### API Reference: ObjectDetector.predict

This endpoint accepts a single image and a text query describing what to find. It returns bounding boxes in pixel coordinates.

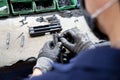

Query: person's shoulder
[74,46,120,66]
[80,46,120,55]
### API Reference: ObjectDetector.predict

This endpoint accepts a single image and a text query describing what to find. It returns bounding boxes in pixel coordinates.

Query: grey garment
[95,41,110,47]
[33,57,53,73]
[60,27,95,54]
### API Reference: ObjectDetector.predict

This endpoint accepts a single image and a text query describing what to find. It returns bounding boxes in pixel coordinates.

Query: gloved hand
[60,27,95,54]
[33,41,61,73]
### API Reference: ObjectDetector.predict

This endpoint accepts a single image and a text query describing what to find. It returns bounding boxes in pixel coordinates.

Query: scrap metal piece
[36,16,46,23]
[53,33,59,46]
[46,15,60,24]
[6,32,10,49]
[16,32,24,40]
[19,16,27,22]
[19,16,28,26]
[20,21,28,27]
[20,35,25,48]
[74,19,79,23]
[59,10,73,18]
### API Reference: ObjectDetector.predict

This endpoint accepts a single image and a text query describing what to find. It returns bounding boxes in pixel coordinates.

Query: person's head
[80,0,120,43]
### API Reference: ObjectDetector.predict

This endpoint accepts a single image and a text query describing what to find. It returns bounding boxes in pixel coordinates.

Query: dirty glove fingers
[43,41,55,49]
[38,41,61,61]
[60,37,74,50]
[54,42,62,49]
[42,41,51,49]
[48,41,62,49]
[67,27,80,38]
[52,42,61,56]
[74,41,95,53]
[61,29,76,39]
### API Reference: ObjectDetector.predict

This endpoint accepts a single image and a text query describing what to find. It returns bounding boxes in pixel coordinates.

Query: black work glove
[60,27,95,54]
[33,41,61,73]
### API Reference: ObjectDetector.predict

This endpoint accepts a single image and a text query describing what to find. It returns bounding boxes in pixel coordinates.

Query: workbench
[0,10,99,67]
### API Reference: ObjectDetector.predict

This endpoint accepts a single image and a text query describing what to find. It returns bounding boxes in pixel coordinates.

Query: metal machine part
[19,16,28,26]
[29,23,62,37]
[59,10,73,18]
[53,33,59,46]
[46,15,60,24]
[36,16,46,23]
